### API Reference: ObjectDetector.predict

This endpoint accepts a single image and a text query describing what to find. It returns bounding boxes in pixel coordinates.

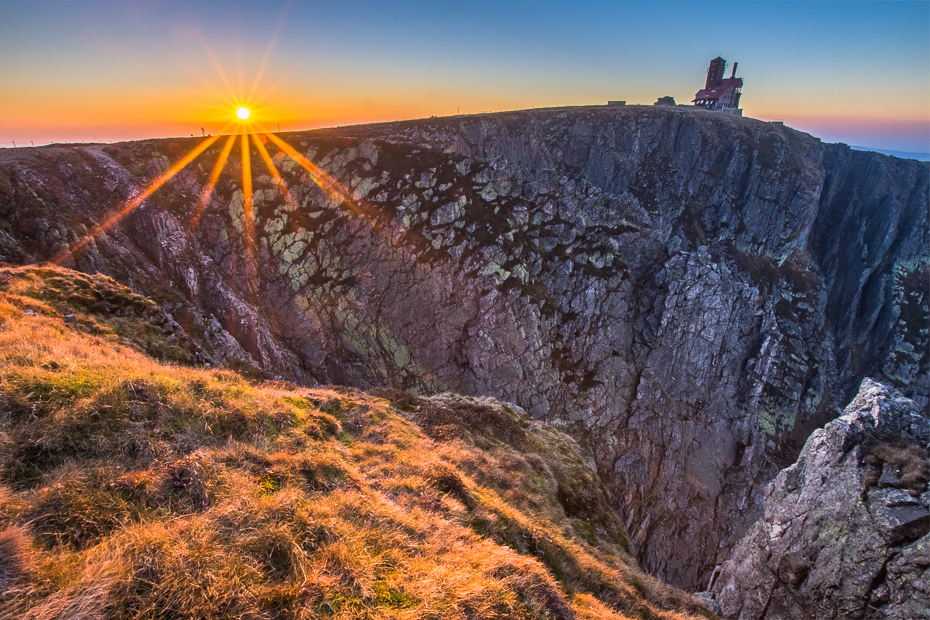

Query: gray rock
[431,200,464,226]
[711,379,930,619]
[879,462,903,487]
[693,591,722,616]
[870,488,930,545]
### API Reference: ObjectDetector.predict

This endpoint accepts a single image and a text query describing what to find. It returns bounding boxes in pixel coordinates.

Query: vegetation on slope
[0,264,712,620]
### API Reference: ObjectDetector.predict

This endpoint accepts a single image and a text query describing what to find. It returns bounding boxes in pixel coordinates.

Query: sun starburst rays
[197,35,239,107]
[246,13,287,105]
[239,132,258,269]
[53,134,221,265]
[262,133,360,217]
[252,134,298,212]
[54,101,423,290]
[260,132,457,281]
[54,24,460,326]
[193,134,237,226]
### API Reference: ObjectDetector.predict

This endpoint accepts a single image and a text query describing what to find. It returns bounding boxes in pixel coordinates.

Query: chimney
[731,62,738,78]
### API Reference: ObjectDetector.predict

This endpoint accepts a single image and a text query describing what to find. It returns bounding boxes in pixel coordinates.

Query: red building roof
[693,77,743,102]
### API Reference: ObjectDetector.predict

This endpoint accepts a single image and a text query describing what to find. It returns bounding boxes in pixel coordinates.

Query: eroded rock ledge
[710,378,930,619]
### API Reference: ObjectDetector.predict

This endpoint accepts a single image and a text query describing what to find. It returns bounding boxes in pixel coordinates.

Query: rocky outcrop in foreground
[710,379,930,619]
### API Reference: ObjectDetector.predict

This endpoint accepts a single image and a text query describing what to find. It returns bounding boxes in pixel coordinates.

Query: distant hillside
[850,145,930,162]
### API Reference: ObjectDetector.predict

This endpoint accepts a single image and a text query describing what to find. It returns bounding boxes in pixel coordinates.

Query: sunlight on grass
[0,264,711,620]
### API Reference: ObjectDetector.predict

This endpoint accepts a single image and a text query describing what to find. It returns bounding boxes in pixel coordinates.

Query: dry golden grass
[863,439,930,491]
[0,265,714,620]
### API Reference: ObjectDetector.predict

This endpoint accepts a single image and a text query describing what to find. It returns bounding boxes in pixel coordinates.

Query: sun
[236,106,251,120]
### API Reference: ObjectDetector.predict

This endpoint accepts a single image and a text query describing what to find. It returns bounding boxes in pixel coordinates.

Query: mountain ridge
[0,104,926,590]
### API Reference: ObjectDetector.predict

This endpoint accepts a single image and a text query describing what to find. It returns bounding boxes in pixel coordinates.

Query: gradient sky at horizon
[1,0,928,153]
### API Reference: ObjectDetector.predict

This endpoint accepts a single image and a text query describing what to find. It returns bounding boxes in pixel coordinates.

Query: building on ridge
[693,56,743,115]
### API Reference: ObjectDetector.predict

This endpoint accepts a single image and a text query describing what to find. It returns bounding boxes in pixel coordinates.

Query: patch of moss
[281,396,311,410]
[371,582,417,609]
[258,473,282,496]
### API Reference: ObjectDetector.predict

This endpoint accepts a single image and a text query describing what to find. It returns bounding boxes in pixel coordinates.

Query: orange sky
[1,1,928,154]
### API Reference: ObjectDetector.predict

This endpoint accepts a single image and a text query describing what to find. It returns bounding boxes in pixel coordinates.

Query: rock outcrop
[0,105,927,590]
[711,378,930,619]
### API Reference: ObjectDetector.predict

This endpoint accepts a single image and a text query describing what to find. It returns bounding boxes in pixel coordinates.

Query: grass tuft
[863,439,930,492]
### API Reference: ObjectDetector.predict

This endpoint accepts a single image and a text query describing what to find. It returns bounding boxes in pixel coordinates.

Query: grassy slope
[0,264,711,620]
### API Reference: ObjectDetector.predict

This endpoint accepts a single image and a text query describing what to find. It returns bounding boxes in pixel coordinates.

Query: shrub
[863,440,930,492]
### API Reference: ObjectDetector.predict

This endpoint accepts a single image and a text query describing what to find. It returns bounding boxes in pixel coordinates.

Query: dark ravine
[0,104,927,591]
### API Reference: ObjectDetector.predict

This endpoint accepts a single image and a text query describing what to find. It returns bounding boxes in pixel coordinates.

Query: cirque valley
[1,103,928,618]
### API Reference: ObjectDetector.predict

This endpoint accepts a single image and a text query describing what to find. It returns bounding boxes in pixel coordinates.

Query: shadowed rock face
[711,379,930,619]
[0,105,927,590]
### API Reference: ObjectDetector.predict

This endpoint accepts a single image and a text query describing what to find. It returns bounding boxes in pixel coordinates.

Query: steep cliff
[710,379,930,619]
[0,105,927,589]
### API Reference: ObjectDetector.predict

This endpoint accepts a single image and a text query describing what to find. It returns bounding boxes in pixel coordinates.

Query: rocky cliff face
[0,105,927,590]
[710,379,930,619]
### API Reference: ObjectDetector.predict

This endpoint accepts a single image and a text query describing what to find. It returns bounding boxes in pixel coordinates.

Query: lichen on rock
[710,378,930,619]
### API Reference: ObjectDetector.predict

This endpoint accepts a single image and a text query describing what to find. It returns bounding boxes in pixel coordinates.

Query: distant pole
[11,141,15,147]
[201,127,205,137]
[31,141,34,147]
[278,124,281,133]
